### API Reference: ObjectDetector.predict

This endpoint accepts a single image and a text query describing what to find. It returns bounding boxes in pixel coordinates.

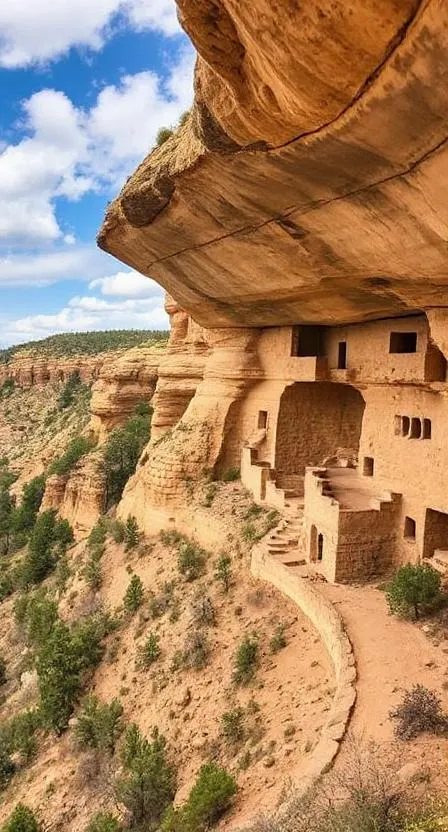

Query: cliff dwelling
[97,0,448,588]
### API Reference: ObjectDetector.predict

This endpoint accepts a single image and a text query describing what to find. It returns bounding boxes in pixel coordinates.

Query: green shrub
[83,555,102,591]
[0,710,41,763]
[0,573,13,601]
[86,813,122,832]
[386,563,441,619]
[221,707,245,745]
[124,516,140,551]
[0,655,6,686]
[269,624,287,653]
[22,594,59,646]
[0,378,15,398]
[103,412,150,507]
[139,634,161,668]
[159,529,184,547]
[390,684,447,740]
[48,436,94,476]
[203,483,218,508]
[58,371,81,410]
[0,750,15,791]
[241,522,258,543]
[36,621,82,734]
[214,555,232,593]
[11,476,45,536]
[233,635,259,685]
[221,468,240,483]
[124,575,144,613]
[70,614,106,672]
[108,519,126,543]
[115,724,176,828]
[177,540,206,582]
[162,763,236,832]
[0,803,40,831]
[88,520,107,547]
[156,127,174,147]
[76,696,123,754]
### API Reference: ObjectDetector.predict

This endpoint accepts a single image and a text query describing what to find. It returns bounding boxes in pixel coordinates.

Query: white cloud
[0,0,181,68]
[1,290,169,346]
[0,46,194,246]
[90,270,162,298]
[0,245,113,287]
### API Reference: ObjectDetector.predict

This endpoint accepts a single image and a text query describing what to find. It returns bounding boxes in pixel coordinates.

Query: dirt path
[321,581,448,778]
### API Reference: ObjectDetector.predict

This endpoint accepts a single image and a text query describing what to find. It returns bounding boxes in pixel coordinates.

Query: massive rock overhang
[98,0,448,329]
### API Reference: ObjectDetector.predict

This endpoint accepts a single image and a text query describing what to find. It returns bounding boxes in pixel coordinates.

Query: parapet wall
[251,544,356,796]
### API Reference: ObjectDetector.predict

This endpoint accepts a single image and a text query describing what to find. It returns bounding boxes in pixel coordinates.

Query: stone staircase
[266,497,306,568]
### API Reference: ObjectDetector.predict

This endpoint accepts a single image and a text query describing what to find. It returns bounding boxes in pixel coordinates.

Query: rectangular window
[423,418,432,439]
[291,325,326,357]
[363,457,374,477]
[410,417,422,439]
[394,415,402,436]
[404,516,416,540]
[337,341,347,370]
[257,410,268,430]
[389,332,417,353]
[401,416,410,436]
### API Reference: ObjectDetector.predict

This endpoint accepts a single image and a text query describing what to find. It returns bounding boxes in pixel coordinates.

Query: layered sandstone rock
[0,354,106,388]
[90,345,162,441]
[118,322,262,533]
[99,0,448,327]
[57,454,106,539]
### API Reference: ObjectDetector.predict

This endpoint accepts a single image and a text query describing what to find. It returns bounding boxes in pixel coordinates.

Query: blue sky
[0,0,195,346]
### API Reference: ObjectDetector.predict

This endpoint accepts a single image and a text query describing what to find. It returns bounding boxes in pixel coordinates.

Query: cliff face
[99,0,448,328]
[0,354,105,387]
[90,345,162,441]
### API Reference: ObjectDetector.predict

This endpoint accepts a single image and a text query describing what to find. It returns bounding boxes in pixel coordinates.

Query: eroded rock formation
[0,354,106,387]
[99,0,448,327]
[90,345,161,441]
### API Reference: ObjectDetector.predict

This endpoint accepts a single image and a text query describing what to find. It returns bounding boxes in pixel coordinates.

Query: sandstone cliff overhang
[98,0,448,328]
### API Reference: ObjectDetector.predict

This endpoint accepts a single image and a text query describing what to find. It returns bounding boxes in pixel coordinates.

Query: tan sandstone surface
[98,0,448,328]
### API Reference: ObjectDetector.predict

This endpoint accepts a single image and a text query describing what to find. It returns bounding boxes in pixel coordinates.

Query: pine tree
[36,622,81,734]
[124,515,140,551]
[214,555,232,593]
[123,575,144,613]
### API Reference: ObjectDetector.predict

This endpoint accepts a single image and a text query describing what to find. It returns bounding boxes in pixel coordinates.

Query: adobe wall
[275,382,365,474]
[251,544,356,792]
[323,314,444,383]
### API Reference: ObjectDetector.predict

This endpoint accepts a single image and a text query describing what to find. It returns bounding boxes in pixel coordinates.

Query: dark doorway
[337,341,347,370]
[291,325,326,357]
[317,534,324,561]
[363,456,374,477]
[423,509,448,558]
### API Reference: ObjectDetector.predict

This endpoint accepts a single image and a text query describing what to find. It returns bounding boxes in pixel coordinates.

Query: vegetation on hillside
[102,403,152,507]
[0,329,168,363]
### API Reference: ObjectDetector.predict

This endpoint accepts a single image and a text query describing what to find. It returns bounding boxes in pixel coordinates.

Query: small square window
[404,516,416,540]
[389,331,417,353]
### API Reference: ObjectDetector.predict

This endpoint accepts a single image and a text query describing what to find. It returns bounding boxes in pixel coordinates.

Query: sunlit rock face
[90,346,161,441]
[98,0,448,328]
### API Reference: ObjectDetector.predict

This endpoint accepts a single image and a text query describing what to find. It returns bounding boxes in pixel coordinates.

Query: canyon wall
[0,354,107,387]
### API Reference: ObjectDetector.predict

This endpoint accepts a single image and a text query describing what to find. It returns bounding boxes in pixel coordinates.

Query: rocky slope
[99,0,448,327]
[0,337,165,537]
[0,482,334,831]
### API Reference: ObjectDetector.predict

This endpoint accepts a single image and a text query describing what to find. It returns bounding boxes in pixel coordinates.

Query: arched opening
[275,382,365,475]
[317,533,324,561]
